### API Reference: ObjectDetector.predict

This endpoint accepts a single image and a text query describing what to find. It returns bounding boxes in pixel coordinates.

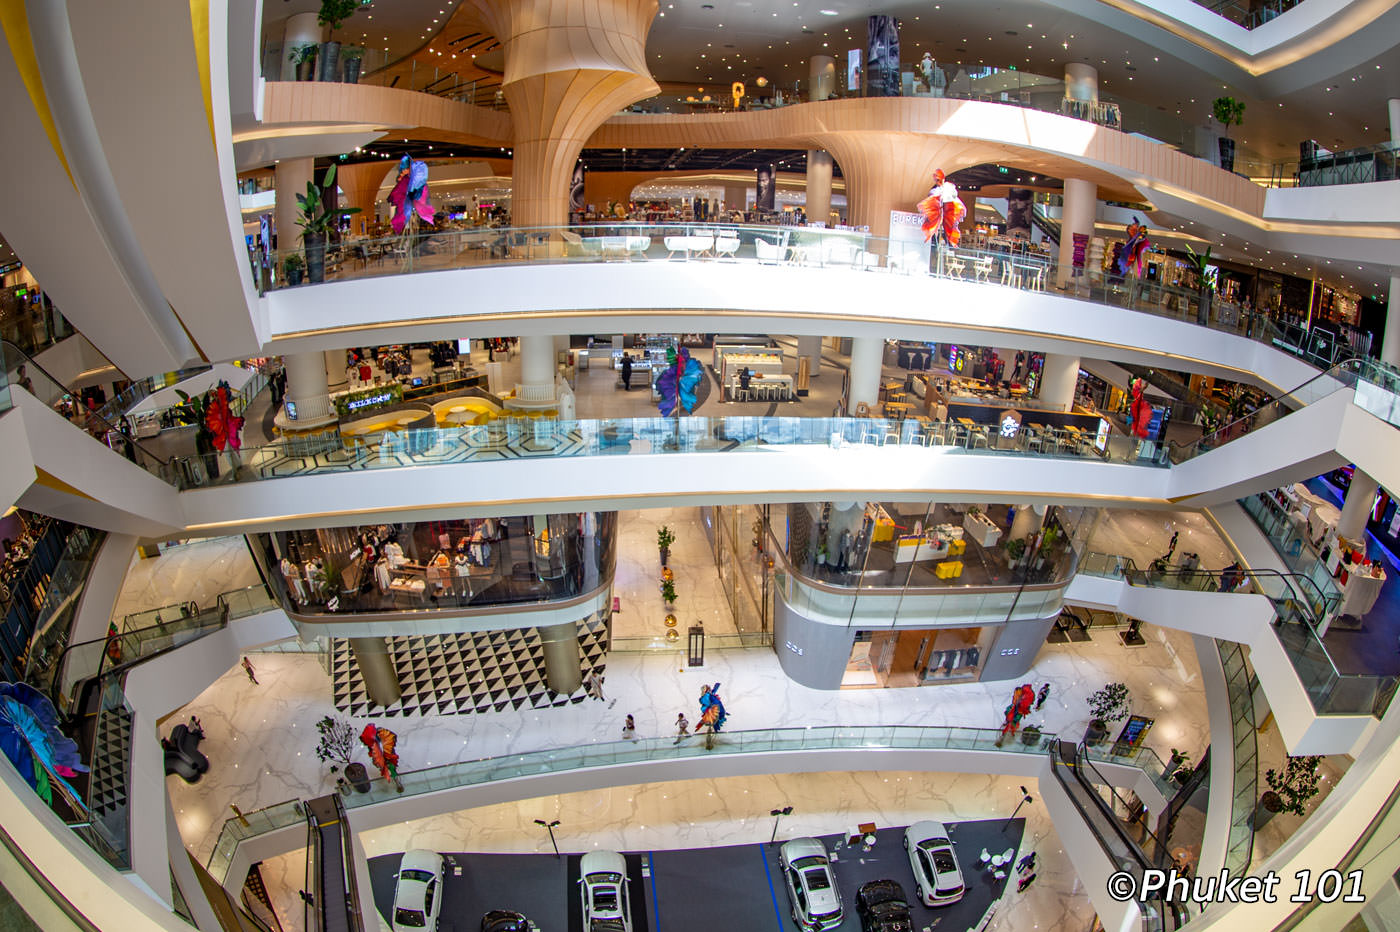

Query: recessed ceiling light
[820,9,838,14]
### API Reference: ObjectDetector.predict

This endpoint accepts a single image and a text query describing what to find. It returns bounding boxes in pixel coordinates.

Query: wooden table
[885,401,914,419]
[956,417,976,427]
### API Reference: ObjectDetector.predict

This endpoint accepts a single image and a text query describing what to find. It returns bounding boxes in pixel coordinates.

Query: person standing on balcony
[621,353,633,391]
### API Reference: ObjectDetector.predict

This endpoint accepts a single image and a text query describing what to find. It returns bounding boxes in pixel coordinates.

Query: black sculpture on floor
[162,721,208,783]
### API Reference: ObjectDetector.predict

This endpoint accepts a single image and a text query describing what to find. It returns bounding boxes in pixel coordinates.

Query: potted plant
[289,43,318,82]
[314,714,356,771]
[1085,682,1130,745]
[660,576,677,606]
[341,44,366,83]
[296,163,360,283]
[1256,755,1322,828]
[1168,750,1193,785]
[282,253,305,286]
[1212,96,1246,173]
[316,0,361,81]
[1005,537,1027,566]
[1185,243,1216,327]
[1020,723,1043,747]
[657,525,675,568]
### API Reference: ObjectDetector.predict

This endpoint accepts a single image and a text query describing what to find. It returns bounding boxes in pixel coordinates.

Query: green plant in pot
[1005,537,1027,566]
[316,0,361,81]
[1020,723,1043,747]
[1212,96,1246,173]
[289,43,318,81]
[296,163,360,283]
[1256,755,1322,827]
[1185,243,1216,327]
[314,714,356,770]
[341,44,366,83]
[282,253,305,286]
[1085,682,1130,745]
[660,577,677,606]
[1168,749,1193,785]
[657,525,676,568]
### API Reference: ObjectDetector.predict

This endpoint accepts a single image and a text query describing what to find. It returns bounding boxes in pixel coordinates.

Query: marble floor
[611,507,740,639]
[1252,718,1351,865]
[110,536,264,629]
[1085,507,1233,571]
[256,770,1092,932]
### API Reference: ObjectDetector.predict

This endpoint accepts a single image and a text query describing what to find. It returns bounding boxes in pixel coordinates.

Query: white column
[1338,469,1381,541]
[325,349,348,393]
[797,335,823,375]
[1039,354,1080,412]
[848,337,884,412]
[276,350,336,428]
[518,334,557,403]
[1064,63,1098,102]
[274,157,313,255]
[806,150,833,225]
[1057,178,1097,289]
[1383,276,1400,368]
[809,55,836,101]
[280,12,322,81]
[1389,98,1400,143]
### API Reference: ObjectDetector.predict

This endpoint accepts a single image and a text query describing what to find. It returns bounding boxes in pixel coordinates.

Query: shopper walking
[621,353,633,391]
[1165,530,1179,561]
[241,656,259,685]
[585,670,608,704]
[673,713,689,743]
[1017,872,1037,893]
[622,714,638,742]
[1035,683,1050,710]
[1017,851,1037,874]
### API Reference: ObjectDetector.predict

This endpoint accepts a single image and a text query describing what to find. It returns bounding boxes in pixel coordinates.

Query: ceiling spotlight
[820,8,838,14]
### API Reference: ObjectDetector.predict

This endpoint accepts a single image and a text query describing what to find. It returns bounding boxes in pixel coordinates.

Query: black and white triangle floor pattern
[331,621,610,717]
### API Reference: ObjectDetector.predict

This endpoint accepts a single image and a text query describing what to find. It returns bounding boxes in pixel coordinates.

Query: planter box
[963,512,1001,548]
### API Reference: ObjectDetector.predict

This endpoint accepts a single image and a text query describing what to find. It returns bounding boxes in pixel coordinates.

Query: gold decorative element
[665,628,679,642]
[188,0,215,147]
[664,614,677,627]
[0,0,73,185]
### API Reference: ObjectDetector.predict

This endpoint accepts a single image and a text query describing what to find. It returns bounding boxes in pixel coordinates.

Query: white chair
[1026,263,1047,291]
[560,229,598,257]
[714,234,740,258]
[973,256,994,282]
[978,848,992,868]
[944,252,967,279]
[664,235,692,259]
[755,237,786,264]
[625,236,651,259]
[689,234,715,257]
[822,241,859,267]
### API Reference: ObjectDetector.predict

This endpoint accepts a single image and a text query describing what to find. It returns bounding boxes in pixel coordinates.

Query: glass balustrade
[205,723,1169,883]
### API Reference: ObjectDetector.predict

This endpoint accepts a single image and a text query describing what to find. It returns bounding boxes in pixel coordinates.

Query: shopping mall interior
[1,1,1399,931]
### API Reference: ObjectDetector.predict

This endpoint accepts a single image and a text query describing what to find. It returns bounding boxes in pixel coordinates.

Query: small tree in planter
[1085,682,1131,745]
[1005,537,1027,567]
[1185,244,1216,327]
[1020,723,1043,748]
[341,44,366,83]
[1212,96,1246,173]
[316,0,361,81]
[282,254,305,287]
[1256,755,1322,827]
[314,715,356,771]
[1168,749,1194,785]
[296,163,360,283]
[288,44,318,81]
[657,525,676,568]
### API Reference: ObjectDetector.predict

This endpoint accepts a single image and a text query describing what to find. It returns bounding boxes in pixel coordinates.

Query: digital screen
[457,338,471,354]
[1095,418,1111,452]
[285,401,298,420]
[412,377,424,387]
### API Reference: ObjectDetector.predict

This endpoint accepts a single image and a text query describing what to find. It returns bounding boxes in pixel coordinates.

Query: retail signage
[785,640,804,656]
[0,261,20,277]
[569,163,585,222]
[999,648,1021,656]
[1005,188,1032,238]
[846,49,862,92]
[285,401,298,420]
[866,15,901,97]
[346,391,395,413]
[1095,418,1111,453]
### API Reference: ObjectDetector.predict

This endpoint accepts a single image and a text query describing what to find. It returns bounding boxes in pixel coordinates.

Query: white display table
[1338,562,1386,618]
[893,535,949,563]
[963,511,1002,548]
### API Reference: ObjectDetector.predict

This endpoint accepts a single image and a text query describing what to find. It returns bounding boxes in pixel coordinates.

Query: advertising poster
[569,163,586,222]
[1005,187,1032,238]
[888,208,929,273]
[866,15,901,97]
[1095,418,1111,453]
[847,49,862,92]
[756,164,777,212]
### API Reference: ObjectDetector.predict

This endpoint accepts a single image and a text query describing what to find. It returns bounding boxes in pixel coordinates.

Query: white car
[579,850,632,932]
[778,837,844,931]
[392,849,444,931]
[903,821,965,907]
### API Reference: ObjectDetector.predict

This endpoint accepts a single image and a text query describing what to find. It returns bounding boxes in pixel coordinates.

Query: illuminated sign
[345,391,394,412]
[1095,418,1111,453]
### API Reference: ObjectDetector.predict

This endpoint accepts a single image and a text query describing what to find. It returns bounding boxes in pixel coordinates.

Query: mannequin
[281,557,306,603]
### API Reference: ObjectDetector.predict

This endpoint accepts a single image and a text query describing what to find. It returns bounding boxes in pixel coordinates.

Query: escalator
[1031,202,1061,246]
[1048,740,1188,931]
[304,794,363,932]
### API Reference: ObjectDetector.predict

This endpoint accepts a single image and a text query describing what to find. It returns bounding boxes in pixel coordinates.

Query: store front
[700,503,770,635]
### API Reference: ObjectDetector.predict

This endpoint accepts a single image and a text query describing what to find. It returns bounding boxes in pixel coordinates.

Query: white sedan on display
[392,849,444,931]
[778,837,844,931]
[903,821,966,907]
[579,850,633,932]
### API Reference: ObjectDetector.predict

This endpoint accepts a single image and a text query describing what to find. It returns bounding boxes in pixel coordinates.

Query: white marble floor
[111,536,264,628]
[257,770,1093,932]
[1086,508,1232,571]
[611,507,740,639]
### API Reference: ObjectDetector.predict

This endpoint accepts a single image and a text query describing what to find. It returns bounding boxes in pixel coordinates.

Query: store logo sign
[346,391,395,412]
[785,640,804,656]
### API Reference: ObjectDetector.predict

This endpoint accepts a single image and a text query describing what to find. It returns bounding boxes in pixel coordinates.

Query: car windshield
[804,868,832,891]
[589,919,627,932]
[587,872,624,884]
[401,868,435,883]
[395,907,426,927]
[593,890,620,912]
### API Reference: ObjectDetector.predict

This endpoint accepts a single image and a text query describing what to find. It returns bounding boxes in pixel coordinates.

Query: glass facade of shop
[246,510,616,616]
[699,504,770,635]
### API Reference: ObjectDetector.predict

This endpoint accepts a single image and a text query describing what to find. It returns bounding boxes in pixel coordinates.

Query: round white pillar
[281,13,322,81]
[848,337,885,412]
[809,55,836,101]
[1039,354,1081,412]
[1057,178,1097,289]
[806,150,833,224]
[274,157,313,255]
[1064,63,1099,103]
[797,335,823,376]
[276,350,337,428]
[518,334,558,403]
[1382,276,1400,368]
[325,349,348,393]
[1338,469,1381,541]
